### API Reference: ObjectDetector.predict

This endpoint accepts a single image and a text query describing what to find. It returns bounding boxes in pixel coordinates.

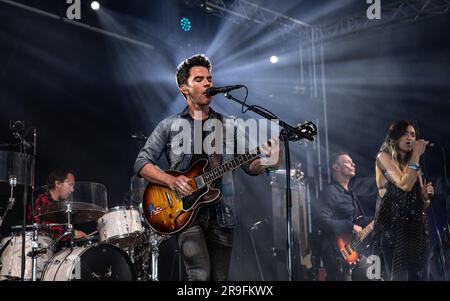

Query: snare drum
[0,232,53,280]
[41,244,136,281]
[97,206,143,249]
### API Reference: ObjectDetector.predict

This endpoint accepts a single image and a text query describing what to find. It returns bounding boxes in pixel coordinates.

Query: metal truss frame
[187,0,450,42]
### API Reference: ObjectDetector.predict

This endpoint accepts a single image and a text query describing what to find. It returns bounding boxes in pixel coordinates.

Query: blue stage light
[180,17,192,32]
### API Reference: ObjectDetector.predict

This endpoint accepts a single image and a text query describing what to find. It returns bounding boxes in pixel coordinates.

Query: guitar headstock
[296,121,317,141]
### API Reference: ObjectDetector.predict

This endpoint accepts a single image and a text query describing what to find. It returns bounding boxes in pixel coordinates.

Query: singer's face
[398,125,416,153]
[183,66,213,106]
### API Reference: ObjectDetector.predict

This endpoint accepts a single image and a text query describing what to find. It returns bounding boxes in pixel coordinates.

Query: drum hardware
[72,234,99,248]
[41,202,76,250]
[28,182,107,280]
[30,224,41,281]
[133,202,169,281]
[7,176,192,281]
[7,223,57,281]
[1,121,37,281]
[147,230,167,281]
[34,182,108,249]
[0,225,53,281]
[0,175,17,228]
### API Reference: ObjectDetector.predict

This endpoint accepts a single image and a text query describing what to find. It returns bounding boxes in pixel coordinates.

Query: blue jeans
[177,217,234,281]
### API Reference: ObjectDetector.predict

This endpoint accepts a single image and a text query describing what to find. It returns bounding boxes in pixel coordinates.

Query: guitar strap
[210,150,222,170]
[351,190,366,224]
[209,114,223,170]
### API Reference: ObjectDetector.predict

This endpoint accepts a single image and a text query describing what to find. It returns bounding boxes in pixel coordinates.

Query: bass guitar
[336,220,374,265]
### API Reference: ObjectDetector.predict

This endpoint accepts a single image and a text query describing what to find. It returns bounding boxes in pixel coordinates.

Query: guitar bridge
[194,176,206,189]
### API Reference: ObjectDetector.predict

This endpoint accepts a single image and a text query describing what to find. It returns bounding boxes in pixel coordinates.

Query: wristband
[408,161,420,171]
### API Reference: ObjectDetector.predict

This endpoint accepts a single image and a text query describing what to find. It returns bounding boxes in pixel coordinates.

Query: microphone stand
[20,139,28,280]
[223,92,316,281]
[250,220,268,280]
[439,145,450,242]
[422,151,447,280]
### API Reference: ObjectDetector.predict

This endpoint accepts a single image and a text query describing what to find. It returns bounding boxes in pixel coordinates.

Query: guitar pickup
[194,176,206,189]
[165,191,173,207]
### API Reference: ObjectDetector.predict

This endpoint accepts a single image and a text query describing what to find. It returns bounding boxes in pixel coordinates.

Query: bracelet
[408,161,421,171]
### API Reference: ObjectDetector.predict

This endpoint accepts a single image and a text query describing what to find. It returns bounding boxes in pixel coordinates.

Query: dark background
[1,0,449,280]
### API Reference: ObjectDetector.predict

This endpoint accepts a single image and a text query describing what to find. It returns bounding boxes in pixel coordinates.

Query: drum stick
[87,230,98,237]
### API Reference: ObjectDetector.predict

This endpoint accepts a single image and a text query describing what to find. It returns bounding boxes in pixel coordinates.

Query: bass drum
[41,244,136,281]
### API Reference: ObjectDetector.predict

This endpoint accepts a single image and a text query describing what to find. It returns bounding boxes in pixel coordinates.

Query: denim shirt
[134,106,257,228]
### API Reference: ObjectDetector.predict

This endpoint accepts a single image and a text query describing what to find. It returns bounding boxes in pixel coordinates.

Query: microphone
[205,85,244,96]
[407,141,436,147]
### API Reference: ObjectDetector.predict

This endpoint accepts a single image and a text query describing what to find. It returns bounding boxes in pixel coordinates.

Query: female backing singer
[374,120,434,281]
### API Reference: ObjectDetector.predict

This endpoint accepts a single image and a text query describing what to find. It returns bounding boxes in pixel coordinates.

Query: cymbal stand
[30,223,40,281]
[49,203,74,250]
[66,203,74,247]
[0,175,17,228]
[147,231,166,281]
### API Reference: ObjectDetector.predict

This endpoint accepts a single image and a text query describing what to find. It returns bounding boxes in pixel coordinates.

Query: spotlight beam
[0,0,155,50]
[202,0,312,39]
[62,19,154,50]
[0,0,59,20]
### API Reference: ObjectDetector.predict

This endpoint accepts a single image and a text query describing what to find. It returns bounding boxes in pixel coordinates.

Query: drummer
[27,169,87,242]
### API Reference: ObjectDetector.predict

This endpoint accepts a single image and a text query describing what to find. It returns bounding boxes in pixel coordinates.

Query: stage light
[91,1,100,11]
[270,56,279,64]
[180,17,192,32]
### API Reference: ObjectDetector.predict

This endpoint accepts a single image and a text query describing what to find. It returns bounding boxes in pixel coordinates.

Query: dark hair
[379,120,417,166]
[176,54,212,87]
[46,169,76,190]
[329,151,349,172]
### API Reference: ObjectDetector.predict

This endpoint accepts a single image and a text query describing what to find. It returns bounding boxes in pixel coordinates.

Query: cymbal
[37,201,106,224]
[10,223,67,230]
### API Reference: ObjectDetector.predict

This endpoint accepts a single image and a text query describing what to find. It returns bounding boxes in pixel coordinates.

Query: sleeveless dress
[373,181,429,281]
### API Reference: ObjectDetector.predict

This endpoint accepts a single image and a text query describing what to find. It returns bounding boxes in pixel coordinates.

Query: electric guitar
[336,220,374,265]
[141,121,317,235]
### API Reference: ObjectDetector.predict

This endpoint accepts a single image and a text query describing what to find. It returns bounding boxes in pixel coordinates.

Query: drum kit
[0,151,169,281]
[0,124,170,281]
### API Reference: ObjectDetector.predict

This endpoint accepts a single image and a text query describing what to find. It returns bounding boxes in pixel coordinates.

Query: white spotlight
[270,55,278,64]
[91,1,100,11]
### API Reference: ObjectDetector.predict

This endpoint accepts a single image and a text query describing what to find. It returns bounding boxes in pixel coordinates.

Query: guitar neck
[359,221,374,241]
[202,149,260,185]
[198,121,317,186]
